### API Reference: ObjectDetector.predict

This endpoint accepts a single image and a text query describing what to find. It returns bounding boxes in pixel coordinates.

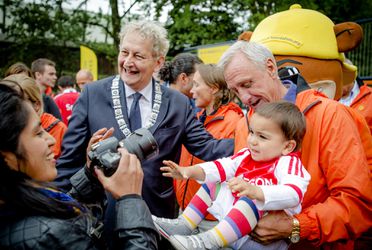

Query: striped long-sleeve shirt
[199,148,311,215]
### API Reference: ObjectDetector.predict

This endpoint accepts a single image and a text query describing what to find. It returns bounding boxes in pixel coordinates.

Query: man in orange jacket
[218,41,371,250]
[339,77,372,134]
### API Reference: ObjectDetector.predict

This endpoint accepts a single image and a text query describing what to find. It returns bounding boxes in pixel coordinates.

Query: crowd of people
[0,18,371,250]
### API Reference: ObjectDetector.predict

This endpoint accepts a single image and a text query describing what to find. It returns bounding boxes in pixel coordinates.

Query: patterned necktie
[129,92,142,131]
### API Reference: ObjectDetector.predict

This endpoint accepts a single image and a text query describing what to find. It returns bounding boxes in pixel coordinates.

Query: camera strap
[90,221,104,240]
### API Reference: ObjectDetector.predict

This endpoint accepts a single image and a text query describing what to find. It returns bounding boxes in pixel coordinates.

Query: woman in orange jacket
[1,74,67,159]
[175,64,243,222]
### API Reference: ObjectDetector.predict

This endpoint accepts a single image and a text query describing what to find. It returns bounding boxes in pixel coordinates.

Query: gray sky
[65,0,168,22]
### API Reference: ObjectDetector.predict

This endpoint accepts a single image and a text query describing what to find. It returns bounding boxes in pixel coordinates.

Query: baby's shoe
[151,215,192,239]
[169,233,219,250]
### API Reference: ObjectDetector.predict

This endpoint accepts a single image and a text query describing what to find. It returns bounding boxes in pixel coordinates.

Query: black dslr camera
[88,128,158,176]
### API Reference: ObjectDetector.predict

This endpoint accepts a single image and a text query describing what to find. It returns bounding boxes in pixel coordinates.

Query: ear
[154,56,165,72]
[282,140,297,155]
[266,58,277,79]
[34,72,42,80]
[0,151,18,171]
[238,31,253,41]
[180,73,190,86]
[334,22,363,52]
[310,80,336,99]
[33,101,42,114]
[174,73,189,87]
[211,86,219,95]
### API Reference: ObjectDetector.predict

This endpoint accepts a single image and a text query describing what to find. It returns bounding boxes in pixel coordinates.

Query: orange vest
[175,102,243,220]
[41,113,67,159]
[234,90,372,249]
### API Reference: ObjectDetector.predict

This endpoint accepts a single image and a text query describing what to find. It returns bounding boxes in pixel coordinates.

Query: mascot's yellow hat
[251,4,359,70]
[249,4,363,99]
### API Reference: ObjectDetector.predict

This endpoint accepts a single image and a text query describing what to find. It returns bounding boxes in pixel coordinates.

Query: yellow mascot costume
[239,4,363,100]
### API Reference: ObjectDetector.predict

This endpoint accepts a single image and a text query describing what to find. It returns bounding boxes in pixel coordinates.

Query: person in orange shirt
[175,63,243,230]
[218,41,371,249]
[0,74,66,159]
[339,77,372,134]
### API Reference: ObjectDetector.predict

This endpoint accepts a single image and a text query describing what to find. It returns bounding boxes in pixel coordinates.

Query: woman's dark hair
[57,75,76,88]
[158,53,203,84]
[0,84,81,218]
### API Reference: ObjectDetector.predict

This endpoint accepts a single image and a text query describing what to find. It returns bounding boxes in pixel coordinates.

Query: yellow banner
[197,45,231,64]
[80,45,98,80]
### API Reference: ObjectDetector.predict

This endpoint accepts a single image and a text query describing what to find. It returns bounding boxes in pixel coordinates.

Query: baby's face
[247,114,289,162]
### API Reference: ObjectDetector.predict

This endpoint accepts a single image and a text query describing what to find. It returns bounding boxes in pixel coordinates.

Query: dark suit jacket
[55,76,234,218]
[43,94,62,120]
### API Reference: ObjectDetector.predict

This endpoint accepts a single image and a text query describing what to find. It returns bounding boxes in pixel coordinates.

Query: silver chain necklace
[111,75,162,137]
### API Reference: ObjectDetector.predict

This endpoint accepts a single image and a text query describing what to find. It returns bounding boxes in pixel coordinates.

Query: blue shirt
[282,80,298,103]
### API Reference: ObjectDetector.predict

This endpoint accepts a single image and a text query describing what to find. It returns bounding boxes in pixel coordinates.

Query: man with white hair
[219,41,371,249]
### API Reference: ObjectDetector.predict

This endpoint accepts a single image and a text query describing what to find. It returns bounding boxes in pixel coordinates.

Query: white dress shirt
[339,80,360,107]
[124,81,153,129]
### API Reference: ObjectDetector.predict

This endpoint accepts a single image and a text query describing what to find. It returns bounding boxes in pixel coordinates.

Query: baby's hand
[161,160,189,180]
[228,177,263,200]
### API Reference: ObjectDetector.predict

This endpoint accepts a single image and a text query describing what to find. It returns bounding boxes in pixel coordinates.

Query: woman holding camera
[0,83,158,249]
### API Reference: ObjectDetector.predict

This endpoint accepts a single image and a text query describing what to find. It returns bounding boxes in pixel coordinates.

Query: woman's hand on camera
[86,127,114,167]
[95,148,143,199]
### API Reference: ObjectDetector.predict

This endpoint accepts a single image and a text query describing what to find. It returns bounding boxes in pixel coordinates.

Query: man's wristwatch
[289,217,300,243]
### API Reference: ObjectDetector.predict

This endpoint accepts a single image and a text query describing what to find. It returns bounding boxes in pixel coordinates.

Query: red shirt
[54,89,80,125]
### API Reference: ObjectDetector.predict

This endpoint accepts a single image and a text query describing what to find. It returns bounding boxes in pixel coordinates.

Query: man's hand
[86,127,114,167]
[161,160,189,179]
[250,211,293,245]
[95,148,143,199]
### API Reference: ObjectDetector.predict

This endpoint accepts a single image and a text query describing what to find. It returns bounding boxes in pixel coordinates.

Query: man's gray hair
[218,41,276,72]
[120,20,170,58]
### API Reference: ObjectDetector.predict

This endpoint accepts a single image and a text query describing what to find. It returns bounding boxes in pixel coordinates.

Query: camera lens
[88,128,159,177]
[121,128,159,162]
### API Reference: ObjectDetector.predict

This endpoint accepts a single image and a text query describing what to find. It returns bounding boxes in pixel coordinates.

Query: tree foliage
[153,0,250,55]
[2,0,91,75]
[154,0,372,55]
[1,0,371,76]
[4,0,94,47]
[1,0,120,77]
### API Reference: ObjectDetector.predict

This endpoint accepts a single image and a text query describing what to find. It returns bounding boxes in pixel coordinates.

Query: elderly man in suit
[55,20,233,237]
